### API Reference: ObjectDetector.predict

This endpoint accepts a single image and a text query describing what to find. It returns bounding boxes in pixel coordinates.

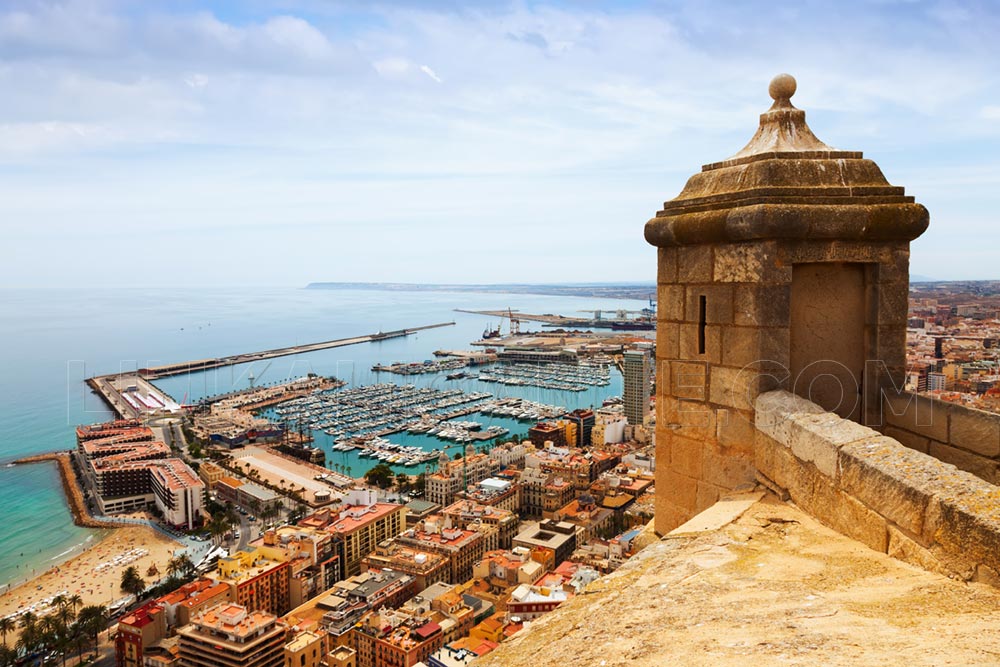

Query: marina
[475,360,611,392]
[270,385,571,466]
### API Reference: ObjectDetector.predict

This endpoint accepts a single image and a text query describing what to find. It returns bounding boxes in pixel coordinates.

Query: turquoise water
[0,287,647,588]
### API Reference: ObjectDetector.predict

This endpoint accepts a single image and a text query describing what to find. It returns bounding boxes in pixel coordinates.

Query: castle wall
[880,390,1000,484]
[756,389,1000,585]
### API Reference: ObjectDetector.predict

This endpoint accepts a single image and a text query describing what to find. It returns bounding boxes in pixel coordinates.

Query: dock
[86,322,455,419]
[455,308,652,330]
[137,322,456,379]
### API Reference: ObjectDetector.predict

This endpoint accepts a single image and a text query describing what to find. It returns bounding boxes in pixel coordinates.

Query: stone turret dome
[645,74,928,247]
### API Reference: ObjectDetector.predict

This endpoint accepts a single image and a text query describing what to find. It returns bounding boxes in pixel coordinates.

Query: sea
[0,287,649,590]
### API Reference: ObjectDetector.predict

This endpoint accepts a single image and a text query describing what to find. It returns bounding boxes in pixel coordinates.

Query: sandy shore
[0,524,184,625]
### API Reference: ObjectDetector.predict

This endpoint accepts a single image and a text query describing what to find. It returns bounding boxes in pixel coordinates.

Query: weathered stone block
[669,433,704,479]
[788,412,878,479]
[839,436,944,536]
[754,430,787,491]
[886,524,940,572]
[670,361,707,401]
[716,408,755,453]
[883,391,949,443]
[664,469,699,512]
[674,402,716,442]
[929,441,998,484]
[695,481,722,513]
[734,284,790,327]
[785,449,888,553]
[949,405,1000,458]
[877,279,910,327]
[702,445,755,490]
[657,247,678,284]
[657,284,685,322]
[758,326,790,369]
[656,321,680,364]
[654,498,690,536]
[684,284,733,324]
[708,365,757,411]
[754,389,825,445]
[679,323,721,363]
[713,244,770,282]
[721,326,759,369]
[924,481,1000,574]
[884,425,930,454]
[877,246,910,284]
[677,245,712,283]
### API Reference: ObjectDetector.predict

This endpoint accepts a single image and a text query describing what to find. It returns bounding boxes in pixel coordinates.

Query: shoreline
[13,451,129,529]
[0,524,184,628]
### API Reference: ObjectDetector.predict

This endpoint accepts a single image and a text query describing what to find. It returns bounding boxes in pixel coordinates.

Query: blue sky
[2,0,999,287]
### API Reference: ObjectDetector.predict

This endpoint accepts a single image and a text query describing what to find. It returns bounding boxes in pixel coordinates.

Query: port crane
[507,308,521,336]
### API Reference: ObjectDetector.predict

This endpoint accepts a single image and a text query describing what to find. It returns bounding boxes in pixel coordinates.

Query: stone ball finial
[768,73,796,102]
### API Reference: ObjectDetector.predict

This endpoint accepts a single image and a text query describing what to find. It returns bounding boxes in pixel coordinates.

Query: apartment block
[176,603,287,667]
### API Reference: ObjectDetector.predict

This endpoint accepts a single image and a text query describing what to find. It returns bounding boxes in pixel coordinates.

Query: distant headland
[305,281,658,301]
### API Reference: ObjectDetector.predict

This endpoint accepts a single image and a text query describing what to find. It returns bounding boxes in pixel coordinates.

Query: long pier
[137,322,456,379]
[85,322,455,419]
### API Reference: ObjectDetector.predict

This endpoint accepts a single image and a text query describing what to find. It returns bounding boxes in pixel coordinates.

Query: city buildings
[392,519,485,584]
[623,344,653,426]
[298,489,406,577]
[176,603,287,667]
[211,548,292,617]
[441,500,518,552]
[361,542,450,590]
[512,520,577,566]
[425,450,500,507]
[455,478,520,514]
[76,419,206,527]
[115,579,234,667]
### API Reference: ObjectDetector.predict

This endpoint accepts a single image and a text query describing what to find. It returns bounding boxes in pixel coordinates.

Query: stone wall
[653,240,911,535]
[755,389,1000,586]
[881,390,1000,484]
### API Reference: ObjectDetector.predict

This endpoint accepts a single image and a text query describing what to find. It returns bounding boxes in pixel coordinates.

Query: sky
[1,0,999,287]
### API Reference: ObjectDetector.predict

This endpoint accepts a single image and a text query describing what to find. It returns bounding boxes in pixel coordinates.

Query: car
[248,515,256,522]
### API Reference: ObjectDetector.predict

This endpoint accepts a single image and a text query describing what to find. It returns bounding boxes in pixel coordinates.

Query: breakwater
[13,452,126,529]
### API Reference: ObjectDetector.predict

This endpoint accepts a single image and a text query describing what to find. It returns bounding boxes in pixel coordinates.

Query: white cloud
[0,1,998,286]
[419,64,442,83]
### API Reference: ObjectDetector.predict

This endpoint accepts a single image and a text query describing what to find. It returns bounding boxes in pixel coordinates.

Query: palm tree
[120,566,146,598]
[66,595,82,618]
[0,617,14,646]
[77,606,108,658]
[18,611,37,635]
[209,512,229,545]
[0,644,17,667]
[167,553,196,580]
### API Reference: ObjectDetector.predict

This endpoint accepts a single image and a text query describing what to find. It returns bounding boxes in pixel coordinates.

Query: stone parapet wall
[881,390,1000,484]
[755,389,1000,586]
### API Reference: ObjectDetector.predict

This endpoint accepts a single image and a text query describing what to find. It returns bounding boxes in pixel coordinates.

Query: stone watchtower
[645,74,928,534]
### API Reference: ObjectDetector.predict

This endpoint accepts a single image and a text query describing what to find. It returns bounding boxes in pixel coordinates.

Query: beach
[0,524,184,628]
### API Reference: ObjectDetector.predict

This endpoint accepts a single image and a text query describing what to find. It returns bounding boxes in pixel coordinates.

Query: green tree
[167,553,196,580]
[67,595,83,618]
[0,617,14,646]
[364,463,394,489]
[77,606,109,658]
[395,473,410,493]
[209,512,229,545]
[120,566,146,598]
